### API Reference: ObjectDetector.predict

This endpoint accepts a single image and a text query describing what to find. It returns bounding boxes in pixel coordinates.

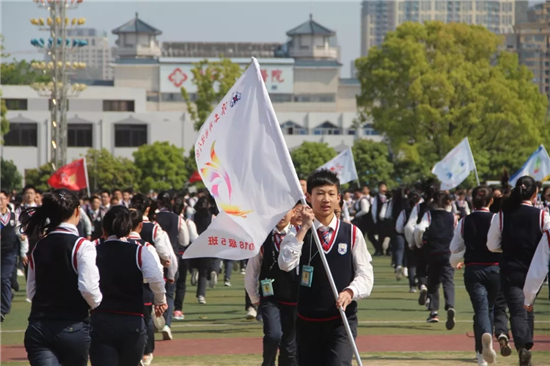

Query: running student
[279,169,374,366]
[90,206,167,366]
[450,186,508,366]
[245,205,300,366]
[488,176,549,366]
[415,191,457,327]
[395,190,421,292]
[22,189,102,366]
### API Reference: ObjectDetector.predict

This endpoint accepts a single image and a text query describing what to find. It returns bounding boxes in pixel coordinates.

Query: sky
[1,0,365,77]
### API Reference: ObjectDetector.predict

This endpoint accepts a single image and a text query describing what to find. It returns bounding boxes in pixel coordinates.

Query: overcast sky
[0,0,543,78]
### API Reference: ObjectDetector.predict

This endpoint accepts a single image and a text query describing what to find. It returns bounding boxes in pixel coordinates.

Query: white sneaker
[25,298,31,303]
[209,271,218,288]
[477,352,488,366]
[396,266,403,281]
[198,295,206,304]
[482,333,497,364]
[240,268,246,275]
[190,268,198,286]
[142,354,153,366]
[403,267,409,278]
[17,269,24,277]
[246,307,257,320]
[224,279,231,287]
[161,325,172,341]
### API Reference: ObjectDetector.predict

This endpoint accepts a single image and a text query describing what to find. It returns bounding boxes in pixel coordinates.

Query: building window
[293,94,336,103]
[280,121,307,135]
[68,123,93,147]
[103,100,135,112]
[313,121,340,135]
[3,99,28,111]
[270,94,292,103]
[3,123,37,146]
[114,124,147,147]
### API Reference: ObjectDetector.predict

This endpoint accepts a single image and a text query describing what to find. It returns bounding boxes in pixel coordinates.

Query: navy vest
[501,205,543,273]
[259,232,299,304]
[463,211,501,266]
[156,211,179,253]
[1,212,17,251]
[94,239,145,315]
[141,222,155,246]
[30,231,90,322]
[422,210,455,255]
[298,220,356,320]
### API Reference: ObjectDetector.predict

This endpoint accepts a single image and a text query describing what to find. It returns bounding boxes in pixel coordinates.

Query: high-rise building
[45,28,115,80]
[505,1,550,101]
[360,0,527,56]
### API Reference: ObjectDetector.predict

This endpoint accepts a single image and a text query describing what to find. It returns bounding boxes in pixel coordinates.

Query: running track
[2,335,550,362]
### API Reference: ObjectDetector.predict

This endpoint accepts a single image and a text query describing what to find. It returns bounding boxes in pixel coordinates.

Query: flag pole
[300,197,363,366]
[83,157,91,198]
[466,138,480,186]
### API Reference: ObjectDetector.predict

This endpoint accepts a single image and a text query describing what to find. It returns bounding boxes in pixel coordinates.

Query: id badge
[261,279,275,297]
[301,265,314,287]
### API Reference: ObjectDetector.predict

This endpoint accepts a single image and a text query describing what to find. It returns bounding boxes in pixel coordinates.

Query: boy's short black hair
[307,169,340,195]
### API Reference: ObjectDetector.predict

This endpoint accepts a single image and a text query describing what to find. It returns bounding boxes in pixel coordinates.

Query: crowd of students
[1,169,550,366]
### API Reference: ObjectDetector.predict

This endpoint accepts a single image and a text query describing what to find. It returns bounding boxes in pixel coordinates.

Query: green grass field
[2,251,550,365]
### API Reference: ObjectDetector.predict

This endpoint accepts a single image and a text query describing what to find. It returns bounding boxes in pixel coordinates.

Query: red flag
[47,158,88,191]
[189,170,202,183]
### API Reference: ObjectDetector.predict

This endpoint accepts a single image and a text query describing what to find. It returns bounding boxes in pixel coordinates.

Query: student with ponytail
[488,176,550,366]
[22,189,102,366]
[90,206,167,366]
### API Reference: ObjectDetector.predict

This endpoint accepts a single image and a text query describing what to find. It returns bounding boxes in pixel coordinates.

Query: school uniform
[279,216,374,366]
[140,216,178,280]
[409,201,429,290]
[450,209,502,355]
[86,207,103,240]
[452,200,471,220]
[372,194,392,255]
[156,209,189,328]
[245,225,299,366]
[25,223,102,366]
[174,218,199,314]
[488,201,550,351]
[396,207,416,289]
[128,232,163,358]
[90,235,166,366]
[1,210,19,318]
[350,196,372,242]
[416,209,456,316]
[193,212,216,300]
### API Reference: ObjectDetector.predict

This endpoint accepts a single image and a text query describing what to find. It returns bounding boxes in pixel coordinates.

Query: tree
[25,163,54,192]
[352,140,394,188]
[355,21,549,181]
[85,149,139,193]
[1,158,22,191]
[133,141,188,192]
[181,58,242,131]
[1,59,51,85]
[291,142,337,180]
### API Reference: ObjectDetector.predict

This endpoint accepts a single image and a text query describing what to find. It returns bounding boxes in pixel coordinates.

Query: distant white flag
[432,138,477,190]
[318,147,359,185]
[183,58,303,260]
[509,145,550,186]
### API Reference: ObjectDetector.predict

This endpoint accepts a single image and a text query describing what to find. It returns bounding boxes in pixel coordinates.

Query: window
[421,1,431,11]
[68,124,93,147]
[114,124,147,147]
[3,99,28,110]
[3,123,37,146]
[270,94,292,103]
[280,121,307,135]
[313,121,340,135]
[103,100,135,112]
[293,94,335,103]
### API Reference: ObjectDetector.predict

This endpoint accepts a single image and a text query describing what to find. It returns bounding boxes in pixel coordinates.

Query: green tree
[1,59,51,85]
[355,21,548,181]
[0,158,23,191]
[133,141,188,192]
[25,163,54,192]
[181,57,242,131]
[352,140,394,187]
[291,142,337,180]
[85,149,140,192]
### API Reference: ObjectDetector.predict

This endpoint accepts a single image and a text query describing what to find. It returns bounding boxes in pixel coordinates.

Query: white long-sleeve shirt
[186,218,199,243]
[353,196,370,218]
[278,215,374,301]
[404,200,424,247]
[245,224,295,305]
[177,214,190,248]
[371,194,389,224]
[523,231,550,306]
[395,210,407,234]
[27,223,102,309]
[143,217,178,280]
[487,202,550,253]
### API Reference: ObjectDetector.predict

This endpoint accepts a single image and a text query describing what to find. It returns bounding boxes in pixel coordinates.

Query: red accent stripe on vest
[546,230,550,249]
[91,309,144,317]
[352,225,357,249]
[73,238,86,271]
[465,262,499,267]
[137,245,143,268]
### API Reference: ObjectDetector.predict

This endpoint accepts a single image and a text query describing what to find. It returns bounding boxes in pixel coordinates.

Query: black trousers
[415,247,428,289]
[90,312,146,366]
[174,256,189,312]
[427,254,455,311]
[464,265,500,353]
[494,290,510,339]
[143,305,155,355]
[260,299,297,366]
[296,314,357,366]
[500,270,534,350]
[25,319,90,366]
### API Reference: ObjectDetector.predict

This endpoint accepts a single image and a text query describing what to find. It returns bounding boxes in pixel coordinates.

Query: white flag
[432,138,477,190]
[509,145,550,186]
[183,58,303,260]
[318,147,358,185]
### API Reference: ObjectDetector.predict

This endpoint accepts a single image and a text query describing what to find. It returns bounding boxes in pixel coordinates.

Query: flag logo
[230,92,242,107]
[534,157,542,174]
[201,141,253,218]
